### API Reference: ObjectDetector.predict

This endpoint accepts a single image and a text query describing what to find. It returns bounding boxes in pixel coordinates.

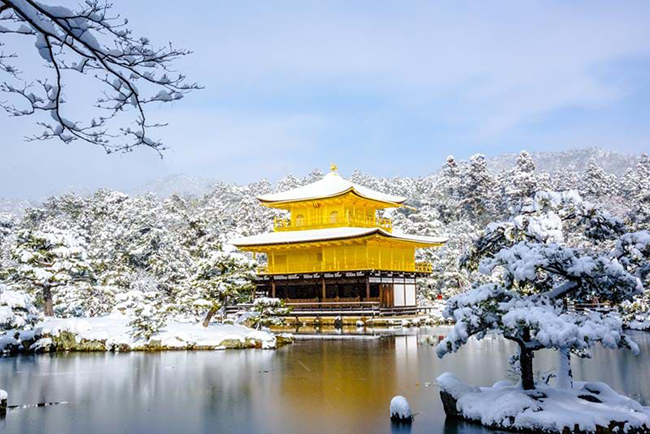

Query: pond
[1,327,649,434]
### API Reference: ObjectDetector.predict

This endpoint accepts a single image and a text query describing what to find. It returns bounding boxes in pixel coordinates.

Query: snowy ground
[437,373,650,433]
[628,318,650,332]
[0,313,291,353]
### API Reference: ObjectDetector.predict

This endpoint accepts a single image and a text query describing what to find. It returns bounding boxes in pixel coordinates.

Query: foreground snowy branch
[0,0,200,153]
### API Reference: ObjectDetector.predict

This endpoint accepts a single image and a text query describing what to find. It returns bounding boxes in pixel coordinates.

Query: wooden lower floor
[255,270,423,310]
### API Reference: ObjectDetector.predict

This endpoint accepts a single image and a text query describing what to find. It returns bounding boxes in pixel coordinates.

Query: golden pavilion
[231,166,447,312]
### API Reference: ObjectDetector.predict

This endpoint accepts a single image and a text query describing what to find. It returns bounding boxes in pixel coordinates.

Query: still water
[0,327,648,434]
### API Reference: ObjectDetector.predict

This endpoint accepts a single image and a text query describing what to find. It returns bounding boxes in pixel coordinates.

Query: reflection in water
[0,328,648,434]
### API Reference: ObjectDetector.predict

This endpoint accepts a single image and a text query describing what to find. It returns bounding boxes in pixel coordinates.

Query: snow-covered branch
[0,0,201,153]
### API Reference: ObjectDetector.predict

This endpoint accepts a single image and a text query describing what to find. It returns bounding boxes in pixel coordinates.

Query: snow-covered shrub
[0,285,39,331]
[250,298,291,329]
[619,297,650,331]
[126,273,171,340]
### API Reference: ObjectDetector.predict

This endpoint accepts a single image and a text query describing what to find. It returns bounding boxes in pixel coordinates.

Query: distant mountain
[486,147,639,176]
[42,184,98,199]
[1,148,643,206]
[129,174,219,198]
[0,198,37,215]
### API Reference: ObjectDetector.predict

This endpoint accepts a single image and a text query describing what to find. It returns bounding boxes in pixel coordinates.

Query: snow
[231,226,447,247]
[30,337,53,352]
[628,319,650,331]
[437,372,480,399]
[437,373,650,432]
[389,395,412,421]
[0,389,7,401]
[257,171,406,205]
[4,314,280,351]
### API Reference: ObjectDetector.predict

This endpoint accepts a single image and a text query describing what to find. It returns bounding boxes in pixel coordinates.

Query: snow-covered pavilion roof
[231,227,447,248]
[257,172,406,205]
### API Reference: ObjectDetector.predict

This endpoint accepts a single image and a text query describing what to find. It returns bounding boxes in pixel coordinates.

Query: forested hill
[485,147,638,177]
[0,148,648,322]
[128,147,641,199]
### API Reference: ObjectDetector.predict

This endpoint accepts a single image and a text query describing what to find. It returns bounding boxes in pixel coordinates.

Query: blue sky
[2,0,650,198]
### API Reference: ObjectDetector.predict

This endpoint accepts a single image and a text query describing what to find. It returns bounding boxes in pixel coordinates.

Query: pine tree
[250,297,291,329]
[185,250,256,326]
[458,154,497,223]
[626,154,650,230]
[438,191,643,390]
[503,151,539,213]
[580,157,614,198]
[11,228,92,316]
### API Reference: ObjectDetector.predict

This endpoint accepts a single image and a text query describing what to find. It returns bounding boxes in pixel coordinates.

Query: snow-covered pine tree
[250,297,291,329]
[275,174,303,193]
[436,191,645,390]
[625,154,650,230]
[503,151,539,214]
[580,157,617,199]
[303,168,325,184]
[551,164,580,192]
[186,250,256,326]
[11,227,91,316]
[432,155,463,223]
[458,154,497,224]
[126,272,172,340]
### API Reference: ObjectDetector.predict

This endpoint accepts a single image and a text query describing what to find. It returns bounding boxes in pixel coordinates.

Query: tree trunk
[43,285,54,317]
[519,345,535,390]
[202,306,218,328]
[556,347,573,389]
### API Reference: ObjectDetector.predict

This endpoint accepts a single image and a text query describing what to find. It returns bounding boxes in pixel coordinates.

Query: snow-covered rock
[389,395,413,423]
[437,373,650,433]
[0,388,7,412]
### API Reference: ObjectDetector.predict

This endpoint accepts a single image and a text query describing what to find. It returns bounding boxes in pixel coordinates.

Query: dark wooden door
[379,283,393,307]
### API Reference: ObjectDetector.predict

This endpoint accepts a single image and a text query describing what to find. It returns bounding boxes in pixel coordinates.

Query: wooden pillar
[321,276,326,300]
[271,278,276,298]
[365,275,370,300]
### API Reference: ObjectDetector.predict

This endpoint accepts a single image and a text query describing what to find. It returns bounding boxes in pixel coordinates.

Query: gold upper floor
[268,193,396,232]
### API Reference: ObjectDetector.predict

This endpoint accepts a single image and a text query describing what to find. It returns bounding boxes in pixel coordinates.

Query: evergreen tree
[185,250,256,326]
[458,154,496,223]
[437,191,643,390]
[11,228,92,316]
[580,157,614,198]
[626,154,650,230]
[503,151,538,213]
[250,297,291,329]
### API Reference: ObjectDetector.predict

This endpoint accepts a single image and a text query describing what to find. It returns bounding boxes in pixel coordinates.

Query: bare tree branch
[0,0,201,154]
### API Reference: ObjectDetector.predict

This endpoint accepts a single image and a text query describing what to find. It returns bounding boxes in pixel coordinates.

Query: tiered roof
[232,227,447,247]
[257,171,406,206]
[231,169,447,248]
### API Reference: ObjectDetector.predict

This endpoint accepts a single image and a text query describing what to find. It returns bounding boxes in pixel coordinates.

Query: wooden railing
[224,301,419,316]
[274,215,392,232]
[256,260,433,275]
[568,301,612,313]
[285,300,381,313]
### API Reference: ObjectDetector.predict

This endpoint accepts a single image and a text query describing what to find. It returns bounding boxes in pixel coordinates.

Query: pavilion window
[329,211,339,223]
[295,214,305,226]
